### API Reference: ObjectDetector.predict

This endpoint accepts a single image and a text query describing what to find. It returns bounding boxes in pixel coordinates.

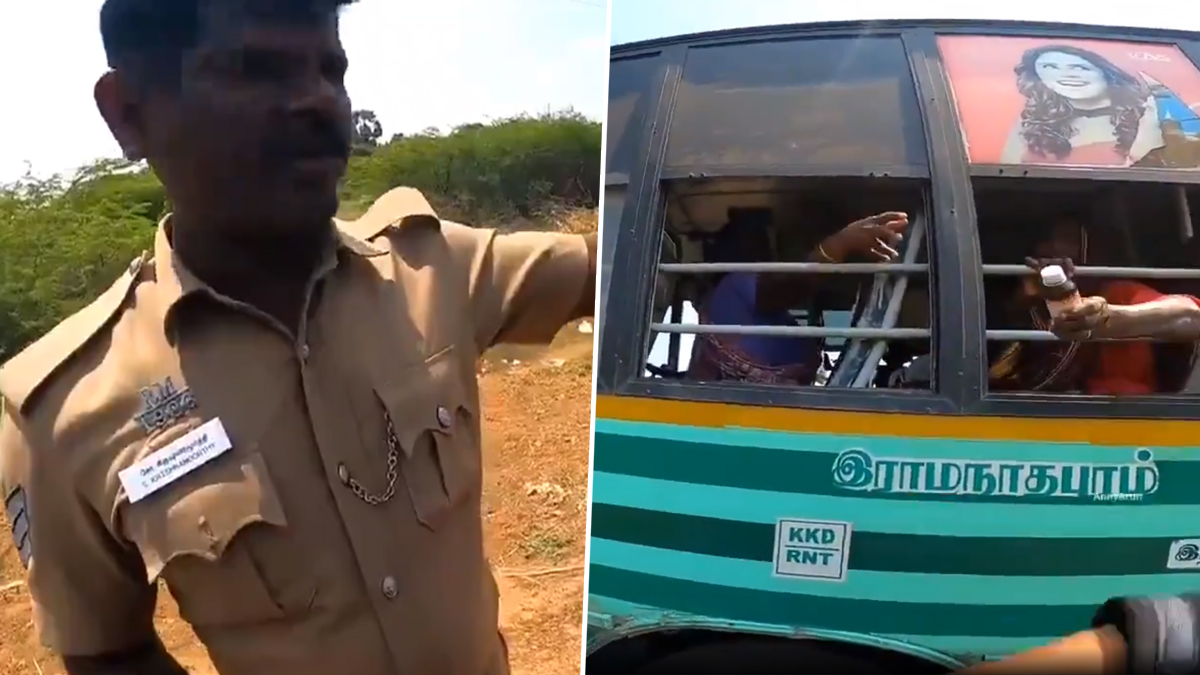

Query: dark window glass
[665,37,928,171]
[596,185,625,336]
[607,55,659,182]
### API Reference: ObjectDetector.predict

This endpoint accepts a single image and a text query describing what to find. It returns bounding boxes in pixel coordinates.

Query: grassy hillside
[0,110,600,361]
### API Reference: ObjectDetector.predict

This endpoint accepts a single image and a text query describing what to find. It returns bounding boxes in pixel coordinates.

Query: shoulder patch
[4,485,31,568]
[337,186,442,242]
[0,253,149,414]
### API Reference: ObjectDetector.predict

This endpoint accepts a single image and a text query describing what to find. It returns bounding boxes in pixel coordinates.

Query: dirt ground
[0,321,595,675]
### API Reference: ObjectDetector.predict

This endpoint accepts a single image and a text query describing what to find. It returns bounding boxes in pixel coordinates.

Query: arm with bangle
[756,212,909,313]
[1024,258,1200,342]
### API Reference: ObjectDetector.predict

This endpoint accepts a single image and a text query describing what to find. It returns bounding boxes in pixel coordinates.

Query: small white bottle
[1039,264,1081,319]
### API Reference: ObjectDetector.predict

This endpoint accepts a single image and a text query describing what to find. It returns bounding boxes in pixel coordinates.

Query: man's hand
[819,212,909,262]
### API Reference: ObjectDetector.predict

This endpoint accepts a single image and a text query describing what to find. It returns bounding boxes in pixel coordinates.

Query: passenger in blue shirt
[687,211,909,385]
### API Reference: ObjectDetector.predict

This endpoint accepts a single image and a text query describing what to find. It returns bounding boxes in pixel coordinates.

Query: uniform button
[337,463,349,485]
[436,405,452,429]
[381,576,398,599]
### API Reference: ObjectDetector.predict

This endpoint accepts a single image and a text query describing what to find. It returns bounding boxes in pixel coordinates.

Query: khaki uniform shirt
[0,188,592,675]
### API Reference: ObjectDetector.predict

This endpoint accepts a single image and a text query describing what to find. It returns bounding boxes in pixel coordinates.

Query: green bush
[343,110,600,220]
[0,110,600,361]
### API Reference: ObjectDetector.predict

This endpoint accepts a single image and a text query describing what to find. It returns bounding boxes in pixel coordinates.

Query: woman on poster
[999,44,1165,166]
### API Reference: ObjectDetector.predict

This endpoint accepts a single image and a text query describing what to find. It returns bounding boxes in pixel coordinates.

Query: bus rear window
[664,37,928,172]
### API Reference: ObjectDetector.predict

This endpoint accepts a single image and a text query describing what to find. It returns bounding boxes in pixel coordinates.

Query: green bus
[589,18,1200,674]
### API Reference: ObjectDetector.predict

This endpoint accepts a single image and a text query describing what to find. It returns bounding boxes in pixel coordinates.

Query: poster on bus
[937,35,1200,169]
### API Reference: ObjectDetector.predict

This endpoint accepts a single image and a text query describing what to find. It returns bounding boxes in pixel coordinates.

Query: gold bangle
[817,244,836,263]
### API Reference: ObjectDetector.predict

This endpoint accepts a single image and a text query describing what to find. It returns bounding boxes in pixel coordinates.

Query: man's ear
[94,70,146,161]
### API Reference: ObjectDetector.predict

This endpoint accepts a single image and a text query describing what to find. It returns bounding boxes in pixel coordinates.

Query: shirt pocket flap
[374,348,479,528]
[377,349,472,453]
[120,451,295,626]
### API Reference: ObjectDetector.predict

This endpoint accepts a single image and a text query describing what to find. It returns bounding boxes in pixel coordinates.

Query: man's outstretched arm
[959,626,1126,674]
[448,222,596,351]
[960,594,1200,674]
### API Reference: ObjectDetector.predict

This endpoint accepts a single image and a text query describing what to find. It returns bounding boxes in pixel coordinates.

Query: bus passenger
[687,211,909,385]
[989,219,1200,394]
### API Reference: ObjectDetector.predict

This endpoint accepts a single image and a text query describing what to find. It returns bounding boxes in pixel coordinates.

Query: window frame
[599,20,1200,420]
[597,46,684,395]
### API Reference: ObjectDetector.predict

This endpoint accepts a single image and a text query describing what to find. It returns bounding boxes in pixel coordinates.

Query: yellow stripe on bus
[595,395,1200,446]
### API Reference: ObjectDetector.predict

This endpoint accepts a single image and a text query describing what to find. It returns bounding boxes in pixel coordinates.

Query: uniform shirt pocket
[120,450,311,627]
[375,347,481,529]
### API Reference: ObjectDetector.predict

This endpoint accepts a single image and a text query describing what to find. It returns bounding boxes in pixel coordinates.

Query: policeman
[0,1,595,674]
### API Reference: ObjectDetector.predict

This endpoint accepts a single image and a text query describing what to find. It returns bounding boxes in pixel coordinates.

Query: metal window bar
[845,214,926,388]
[651,248,1200,370]
[659,263,1200,277]
[985,329,1163,341]
[1177,185,1193,242]
[981,265,1200,278]
[659,262,927,274]
[827,271,882,388]
[981,264,1200,341]
[666,294,684,372]
[649,324,931,339]
[648,324,1162,342]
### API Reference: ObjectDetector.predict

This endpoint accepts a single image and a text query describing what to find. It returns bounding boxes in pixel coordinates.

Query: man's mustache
[264,127,351,163]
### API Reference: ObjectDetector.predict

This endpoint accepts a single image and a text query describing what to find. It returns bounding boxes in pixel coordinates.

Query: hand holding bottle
[1023,257,1109,340]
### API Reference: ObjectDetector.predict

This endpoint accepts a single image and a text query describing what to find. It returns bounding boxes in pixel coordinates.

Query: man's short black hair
[99,0,355,83]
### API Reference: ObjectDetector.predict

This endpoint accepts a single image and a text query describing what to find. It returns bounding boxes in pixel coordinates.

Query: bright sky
[615,0,1200,372]
[0,0,607,182]
[610,0,1200,45]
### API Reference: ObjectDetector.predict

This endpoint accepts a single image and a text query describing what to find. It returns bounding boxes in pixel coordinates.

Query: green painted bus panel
[586,421,1200,660]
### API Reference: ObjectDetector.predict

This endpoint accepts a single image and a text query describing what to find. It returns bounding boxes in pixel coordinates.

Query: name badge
[119,418,233,503]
